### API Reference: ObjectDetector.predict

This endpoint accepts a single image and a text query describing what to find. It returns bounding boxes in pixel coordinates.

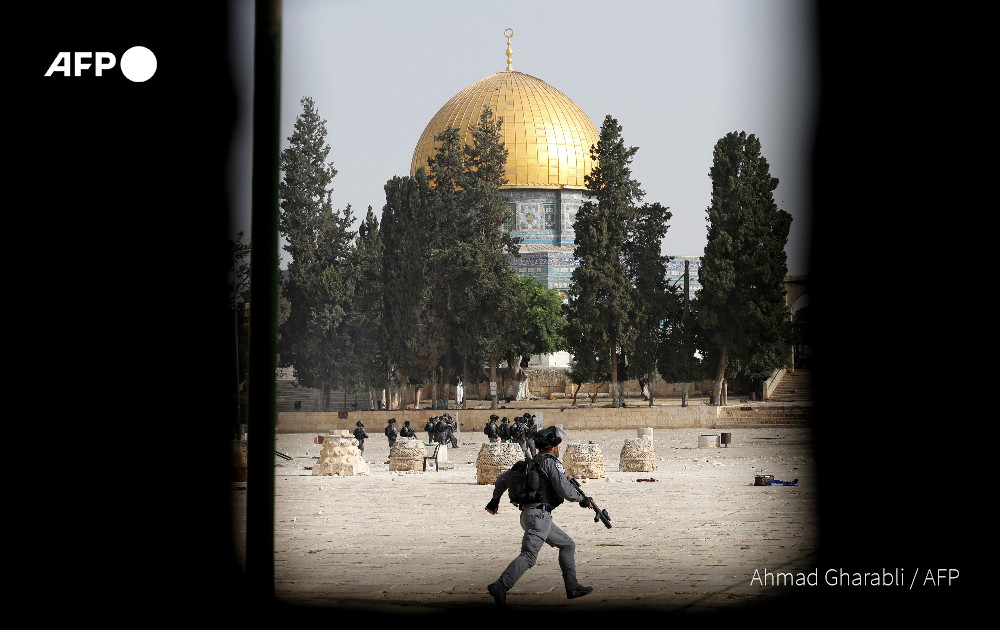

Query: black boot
[566,585,593,599]
[487,581,508,607]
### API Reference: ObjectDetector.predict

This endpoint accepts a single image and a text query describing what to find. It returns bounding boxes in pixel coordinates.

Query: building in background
[411,29,598,301]
[411,31,699,368]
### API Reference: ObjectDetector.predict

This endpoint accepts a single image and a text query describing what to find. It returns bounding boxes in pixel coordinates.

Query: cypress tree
[565,115,644,407]
[277,97,356,409]
[697,131,793,404]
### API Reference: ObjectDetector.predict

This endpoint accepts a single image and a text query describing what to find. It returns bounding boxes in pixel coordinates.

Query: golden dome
[410,69,600,189]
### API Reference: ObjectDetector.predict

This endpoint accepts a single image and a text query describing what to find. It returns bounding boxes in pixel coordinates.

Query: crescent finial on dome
[505,28,514,71]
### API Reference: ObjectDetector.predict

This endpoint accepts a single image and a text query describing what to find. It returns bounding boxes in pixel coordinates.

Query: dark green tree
[345,206,386,407]
[511,275,568,362]
[659,284,705,407]
[696,131,793,405]
[502,275,568,400]
[277,96,357,410]
[565,115,644,407]
[623,202,675,406]
[462,107,520,257]
[456,107,522,408]
[417,125,467,406]
[379,170,432,409]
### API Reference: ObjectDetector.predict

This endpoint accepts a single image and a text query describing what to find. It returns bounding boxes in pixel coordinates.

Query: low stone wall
[763,367,785,400]
[274,373,717,413]
[278,404,719,434]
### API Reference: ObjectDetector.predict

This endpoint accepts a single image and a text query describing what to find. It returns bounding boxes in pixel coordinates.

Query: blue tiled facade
[502,188,700,296]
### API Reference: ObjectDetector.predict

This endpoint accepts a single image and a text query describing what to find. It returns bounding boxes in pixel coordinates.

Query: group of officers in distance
[351,410,600,607]
[484,413,539,460]
[351,414,460,456]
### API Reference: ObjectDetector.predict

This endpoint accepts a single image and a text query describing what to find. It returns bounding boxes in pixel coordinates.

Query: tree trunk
[610,346,619,408]
[400,370,408,412]
[445,354,454,407]
[516,370,530,401]
[572,382,581,406]
[489,353,498,410]
[712,346,728,406]
[461,359,468,410]
[385,369,392,411]
[681,382,689,407]
[647,370,654,407]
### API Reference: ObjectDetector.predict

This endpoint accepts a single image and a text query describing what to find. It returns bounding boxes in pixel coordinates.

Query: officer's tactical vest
[507,456,546,507]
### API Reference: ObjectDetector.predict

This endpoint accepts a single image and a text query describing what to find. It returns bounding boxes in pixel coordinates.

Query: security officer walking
[353,421,369,455]
[484,426,594,606]
[525,414,538,458]
[443,414,459,448]
[384,418,399,449]
[511,416,530,459]
[484,415,500,442]
[424,416,436,443]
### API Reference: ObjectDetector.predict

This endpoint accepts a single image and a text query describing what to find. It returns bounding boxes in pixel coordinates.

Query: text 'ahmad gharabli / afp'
[750,567,960,589]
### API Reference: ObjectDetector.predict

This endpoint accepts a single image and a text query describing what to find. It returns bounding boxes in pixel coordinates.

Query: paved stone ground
[232,425,820,615]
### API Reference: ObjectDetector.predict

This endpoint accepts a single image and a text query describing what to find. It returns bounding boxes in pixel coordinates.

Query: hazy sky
[228,0,818,276]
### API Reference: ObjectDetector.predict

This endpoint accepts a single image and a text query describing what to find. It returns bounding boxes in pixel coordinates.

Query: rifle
[567,476,612,528]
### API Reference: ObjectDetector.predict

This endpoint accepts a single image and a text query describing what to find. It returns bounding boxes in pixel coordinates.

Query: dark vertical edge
[248,0,281,605]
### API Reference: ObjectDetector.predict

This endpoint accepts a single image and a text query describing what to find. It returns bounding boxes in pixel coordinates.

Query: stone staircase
[716,404,811,428]
[768,368,812,403]
[715,369,812,428]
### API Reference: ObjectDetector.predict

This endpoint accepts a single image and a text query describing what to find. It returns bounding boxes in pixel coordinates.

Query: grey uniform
[353,426,368,454]
[488,453,588,592]
[384,423,398,448]
[445,419,459,448]
[525,422,538,457]
[511,421,530,459]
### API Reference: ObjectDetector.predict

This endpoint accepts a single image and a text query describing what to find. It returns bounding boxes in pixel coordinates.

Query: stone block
[476,442,523,485]
[563,443,606,479]
[619,437,657,472]
[389,438,426,472]
[312,436,369,476]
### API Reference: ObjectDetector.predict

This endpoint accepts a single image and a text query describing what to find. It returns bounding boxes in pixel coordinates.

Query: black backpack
[507,457,543,506]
